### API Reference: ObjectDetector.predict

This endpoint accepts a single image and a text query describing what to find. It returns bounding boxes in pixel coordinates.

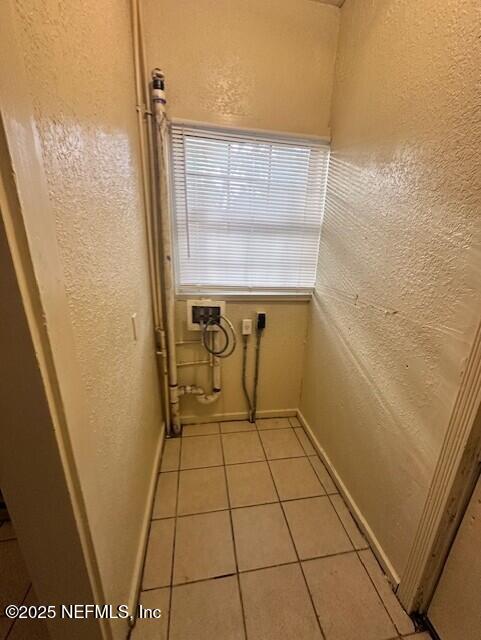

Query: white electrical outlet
[242,319,253,335]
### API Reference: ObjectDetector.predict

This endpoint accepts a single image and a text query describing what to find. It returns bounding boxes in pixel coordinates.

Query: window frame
[168,120,330,299]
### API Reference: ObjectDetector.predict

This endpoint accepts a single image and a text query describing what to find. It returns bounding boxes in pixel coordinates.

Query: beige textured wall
[12,0,163,630]
[144,0,340,136]
[144,0,339,419]
[301,0,481,578]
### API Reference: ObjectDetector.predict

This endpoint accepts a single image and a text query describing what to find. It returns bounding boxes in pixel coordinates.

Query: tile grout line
[300,431,388,620]
[300,427,409,637]
[286,429,380,636]
[218,427,250,640]
[141,547,378,592]
[166,436,182,640]
[356,545,408,637]
[151,487,360,522]
[4,583,32,640]
[305,454,338,495]
[140,562,289,592]
[181,422,292,438]
[291,423,317,457]
[266,421,399,635]
[162,435,308,473]
[321,486,401,631]
[256,427,328,640]
[156,422,417,639]
[137,435,179,621]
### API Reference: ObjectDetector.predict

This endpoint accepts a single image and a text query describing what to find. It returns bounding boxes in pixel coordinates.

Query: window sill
[175,291,313,302]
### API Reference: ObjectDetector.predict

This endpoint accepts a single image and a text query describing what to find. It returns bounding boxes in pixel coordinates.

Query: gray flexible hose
[252,329,263,422]
[242,335,254,422]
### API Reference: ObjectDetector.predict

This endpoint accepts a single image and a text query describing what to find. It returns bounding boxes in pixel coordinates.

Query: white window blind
[170,123,329,295]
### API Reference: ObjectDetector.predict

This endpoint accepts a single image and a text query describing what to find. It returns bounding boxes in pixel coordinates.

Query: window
[170,123,329,296]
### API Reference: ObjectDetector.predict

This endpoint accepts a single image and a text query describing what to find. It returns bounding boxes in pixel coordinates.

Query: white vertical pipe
[131,0,159,324]
[152,70,181,434]
[130,0,171,434]
[196,330,221,405]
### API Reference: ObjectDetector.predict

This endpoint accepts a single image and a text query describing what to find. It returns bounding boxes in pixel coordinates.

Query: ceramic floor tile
[330,494,368,550]
[170,576,245,640]
[283,497,352,560]
[131,588,170,640]
[180,435,223,469]
[295,428,316,455]
[256,417,291,430]
[222,432,265,464]
[138,409,420,640]
[173,510,236,584]
[303,552,396,640]
[240,563,322,640]
[232,503,296,571]
[269,457,325,500]
[358,549,415,636]
[226,461,278,507]
[0,540,30,611]
[182,422,220,437]
[221,420,256,433]
[177,466,228,515]
[309,456,338,494]
[160,438,181,472]
[152,472,178,519]
[142,519,175,590]
[259,429,305,460]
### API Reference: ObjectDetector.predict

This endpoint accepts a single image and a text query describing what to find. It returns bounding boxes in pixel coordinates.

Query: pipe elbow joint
[196,389,221,405]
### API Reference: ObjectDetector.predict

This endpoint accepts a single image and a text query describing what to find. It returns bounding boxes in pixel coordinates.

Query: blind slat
[170,124,329,293]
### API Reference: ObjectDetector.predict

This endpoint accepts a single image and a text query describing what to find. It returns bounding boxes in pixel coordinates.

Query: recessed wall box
[187,299,226,332]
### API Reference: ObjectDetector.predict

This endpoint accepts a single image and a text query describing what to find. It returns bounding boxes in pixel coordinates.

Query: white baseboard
[297,409,400,586]
[181,408,297,425]
[128,422,165,620]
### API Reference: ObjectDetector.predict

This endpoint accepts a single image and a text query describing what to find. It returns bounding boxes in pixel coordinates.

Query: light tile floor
[134,417,432,640]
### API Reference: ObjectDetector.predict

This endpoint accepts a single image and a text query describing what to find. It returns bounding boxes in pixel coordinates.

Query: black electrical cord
[201,315,237,359]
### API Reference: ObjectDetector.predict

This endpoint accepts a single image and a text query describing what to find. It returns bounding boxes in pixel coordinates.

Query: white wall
[144,0,340,420]
[301,0,481,579]
[9,1,164,634]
